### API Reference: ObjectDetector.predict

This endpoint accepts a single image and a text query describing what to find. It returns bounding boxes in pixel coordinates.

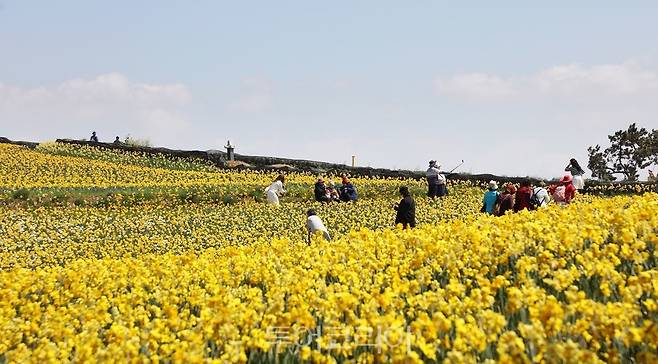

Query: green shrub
[11,188,30,200]
[222,195,236,205]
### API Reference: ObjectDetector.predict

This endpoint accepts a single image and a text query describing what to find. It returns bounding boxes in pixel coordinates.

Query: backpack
[552,186,566,203]
[529,188,542,208]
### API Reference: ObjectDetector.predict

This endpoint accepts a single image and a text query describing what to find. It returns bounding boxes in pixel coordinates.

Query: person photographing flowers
[565,158,586,191]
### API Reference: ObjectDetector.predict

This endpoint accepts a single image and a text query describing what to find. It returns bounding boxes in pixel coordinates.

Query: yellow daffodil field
[1,143,657,363]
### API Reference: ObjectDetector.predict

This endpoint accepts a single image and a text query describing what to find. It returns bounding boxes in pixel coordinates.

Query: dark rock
[0,137,38,149]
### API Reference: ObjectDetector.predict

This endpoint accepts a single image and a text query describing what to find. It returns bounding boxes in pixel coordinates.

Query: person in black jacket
[394,186,416,229]
[314,178,330,203]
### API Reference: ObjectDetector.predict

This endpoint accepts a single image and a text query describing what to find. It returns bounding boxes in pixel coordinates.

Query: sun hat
[429,160,437,166]
[560,174,573,183]
[488,180,498,190]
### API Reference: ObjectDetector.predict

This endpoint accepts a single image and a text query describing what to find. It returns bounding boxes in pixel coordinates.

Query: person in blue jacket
[339,176,358,202]
[481,180,500,214]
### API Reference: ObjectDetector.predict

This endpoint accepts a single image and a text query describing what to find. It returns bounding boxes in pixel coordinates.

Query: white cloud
[433,60,658,179]
[435,60,658,103]
[0,73,192,145]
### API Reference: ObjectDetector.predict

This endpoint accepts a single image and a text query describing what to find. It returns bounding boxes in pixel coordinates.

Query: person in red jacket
[514,179,533,212]
[551,174,577,204]
[496,183,516,216]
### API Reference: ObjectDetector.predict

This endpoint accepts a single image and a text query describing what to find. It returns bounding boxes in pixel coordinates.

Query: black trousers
[428,183,447,197]
[437,184,447,197]
[428,183,439,198]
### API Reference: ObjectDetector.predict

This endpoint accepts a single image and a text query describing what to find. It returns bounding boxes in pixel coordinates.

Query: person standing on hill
[306,209,331,244]
[496,184,516,216]
[565,158,586,191]
[426,160,447,198]
[394,186,416,229]
[514,179,533,212]
[481,180,499,215]
[265,175,286,205]
[90,131,99,142]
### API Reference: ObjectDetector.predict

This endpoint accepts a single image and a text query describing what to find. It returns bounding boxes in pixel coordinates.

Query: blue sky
[1,1,657,178]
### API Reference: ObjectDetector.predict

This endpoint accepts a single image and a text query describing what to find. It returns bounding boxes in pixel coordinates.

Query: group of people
[426,160,448,198]
[270,157,593,242]
[314,176,358,203]
[90,131,122,145]
[480,159,585,216]
[264,175,359,206]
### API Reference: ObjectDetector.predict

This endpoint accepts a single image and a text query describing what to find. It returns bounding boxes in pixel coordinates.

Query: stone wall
[0,137,38,149]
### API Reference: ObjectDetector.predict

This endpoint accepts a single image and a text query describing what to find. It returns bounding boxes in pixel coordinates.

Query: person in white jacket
[531,181,550,208]
[265,175,286,205]
[426,160,447,198]
[306,209,331,244]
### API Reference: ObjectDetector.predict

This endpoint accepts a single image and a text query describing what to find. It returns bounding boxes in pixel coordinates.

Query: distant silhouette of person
[394,186,416,229]
[113,136,121,145]
[90,131,99,142]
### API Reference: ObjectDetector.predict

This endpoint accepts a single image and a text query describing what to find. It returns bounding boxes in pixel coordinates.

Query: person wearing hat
[496,183,516,216]
[393,186,416,229]
[90,131,99,142]
[314,177,330,203]
[339,176,358,202]
[481,180,500,215]
[426,160,447,198]
[552,174,576,205]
